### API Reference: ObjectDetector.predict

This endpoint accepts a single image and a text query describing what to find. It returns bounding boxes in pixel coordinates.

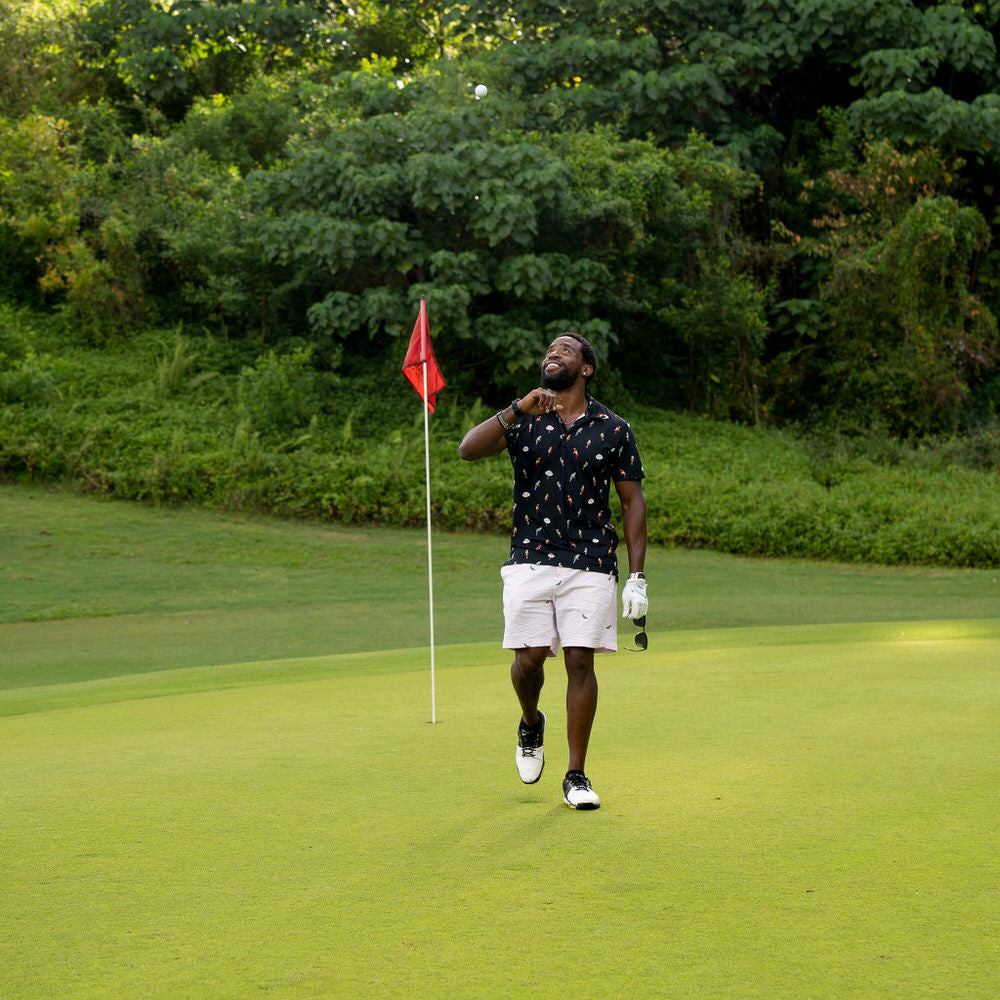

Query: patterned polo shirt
[502,395,645,578]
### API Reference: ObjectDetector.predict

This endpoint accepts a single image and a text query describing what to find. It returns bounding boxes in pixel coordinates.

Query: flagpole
[402,296,442,726]
[422,355,437,724]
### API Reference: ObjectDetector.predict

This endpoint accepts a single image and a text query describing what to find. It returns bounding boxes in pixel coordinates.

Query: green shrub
[2,321,999,569]
[235,345,323,436]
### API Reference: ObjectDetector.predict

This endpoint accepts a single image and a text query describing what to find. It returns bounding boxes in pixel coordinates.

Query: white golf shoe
[562,771,600,809]
[515,711,545,784]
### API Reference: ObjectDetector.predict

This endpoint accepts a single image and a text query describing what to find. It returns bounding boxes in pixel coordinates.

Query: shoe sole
[564,798,600,810]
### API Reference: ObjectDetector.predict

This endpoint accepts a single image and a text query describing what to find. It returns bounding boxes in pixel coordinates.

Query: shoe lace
[566,773,591,791]
[518,726,543,753]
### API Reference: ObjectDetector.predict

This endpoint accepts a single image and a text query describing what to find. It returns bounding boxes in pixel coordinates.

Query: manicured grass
[2,624,998,999]
[2,485,998,998]
[3,483,998,694]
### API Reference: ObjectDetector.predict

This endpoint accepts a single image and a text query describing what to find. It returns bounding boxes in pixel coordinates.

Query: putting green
[2,620,998,999]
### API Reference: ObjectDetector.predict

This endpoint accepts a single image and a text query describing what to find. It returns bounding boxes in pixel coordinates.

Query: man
[458,332,648,810]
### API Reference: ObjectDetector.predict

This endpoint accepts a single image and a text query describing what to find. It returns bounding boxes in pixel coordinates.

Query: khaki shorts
[501,563,618,655]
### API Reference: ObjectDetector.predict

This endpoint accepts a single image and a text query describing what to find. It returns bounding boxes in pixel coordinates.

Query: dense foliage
[2,1,1000,567]
[3,0,1000,431]
[2,306,998,567]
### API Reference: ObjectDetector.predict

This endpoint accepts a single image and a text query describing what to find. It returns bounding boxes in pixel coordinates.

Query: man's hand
[621,572,648,619]
[517,388,562,416]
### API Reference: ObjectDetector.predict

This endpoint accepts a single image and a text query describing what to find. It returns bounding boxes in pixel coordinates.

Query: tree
[769,142,999,433]
[4,0,1000,434]
[246,64,764,409]
[0,114,147,337]
[0,0,87,116]
[488,1,1000,180]
[80,0,352,120]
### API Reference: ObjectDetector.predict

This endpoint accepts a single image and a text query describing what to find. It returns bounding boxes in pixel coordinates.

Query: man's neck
[555,386,589,426]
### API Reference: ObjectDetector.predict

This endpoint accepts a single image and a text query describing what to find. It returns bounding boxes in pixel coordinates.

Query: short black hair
[560,331,598,381]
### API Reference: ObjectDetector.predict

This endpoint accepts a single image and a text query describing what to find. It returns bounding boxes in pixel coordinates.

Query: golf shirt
[502,396,644,578]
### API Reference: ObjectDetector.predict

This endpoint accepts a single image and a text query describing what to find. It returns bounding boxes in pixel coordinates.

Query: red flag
[402,297,446,412]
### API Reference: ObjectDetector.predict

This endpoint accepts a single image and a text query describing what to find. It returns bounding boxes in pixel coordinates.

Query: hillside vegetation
[3,307,998,567]
[2,2,1000,566]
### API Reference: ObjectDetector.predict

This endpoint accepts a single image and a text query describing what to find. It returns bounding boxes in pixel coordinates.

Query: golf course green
[2,486,997,998]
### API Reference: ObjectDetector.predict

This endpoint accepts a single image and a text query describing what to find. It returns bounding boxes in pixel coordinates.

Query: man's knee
[563,646,596,679]
[514,647,549,674]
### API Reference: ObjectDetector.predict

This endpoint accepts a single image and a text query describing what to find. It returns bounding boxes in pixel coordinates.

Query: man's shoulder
[587,396,634,430]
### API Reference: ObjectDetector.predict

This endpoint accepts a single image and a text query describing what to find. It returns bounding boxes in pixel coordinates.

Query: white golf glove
[621,572,648,619]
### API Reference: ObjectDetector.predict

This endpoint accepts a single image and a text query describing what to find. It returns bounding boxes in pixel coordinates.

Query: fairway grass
[3,621,998,999]
[3,486,999,996]
[4,483,1000,694]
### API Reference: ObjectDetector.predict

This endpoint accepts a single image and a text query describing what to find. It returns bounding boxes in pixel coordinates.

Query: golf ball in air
[475,84,488,98]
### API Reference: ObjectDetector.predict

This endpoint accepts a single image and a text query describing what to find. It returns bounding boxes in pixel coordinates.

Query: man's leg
[511,647,548,726]
[512,647,549,784]
[563,646,597,773]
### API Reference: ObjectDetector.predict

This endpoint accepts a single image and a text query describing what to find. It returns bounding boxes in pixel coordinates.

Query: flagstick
[422,357,437,724]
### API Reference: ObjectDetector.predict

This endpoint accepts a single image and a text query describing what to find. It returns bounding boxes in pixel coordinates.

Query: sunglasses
[626,615,647,652]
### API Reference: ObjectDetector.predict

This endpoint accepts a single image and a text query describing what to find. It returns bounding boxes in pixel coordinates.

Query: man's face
[541,336,586,390]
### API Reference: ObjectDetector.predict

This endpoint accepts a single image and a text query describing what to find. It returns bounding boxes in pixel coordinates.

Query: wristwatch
[510,398,523,419]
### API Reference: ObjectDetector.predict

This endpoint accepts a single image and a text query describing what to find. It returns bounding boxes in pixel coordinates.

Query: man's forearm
[621,495,647,575]
[458,403,518,460]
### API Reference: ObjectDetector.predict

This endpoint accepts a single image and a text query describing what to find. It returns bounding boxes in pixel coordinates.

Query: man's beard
[541,365,574,391]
